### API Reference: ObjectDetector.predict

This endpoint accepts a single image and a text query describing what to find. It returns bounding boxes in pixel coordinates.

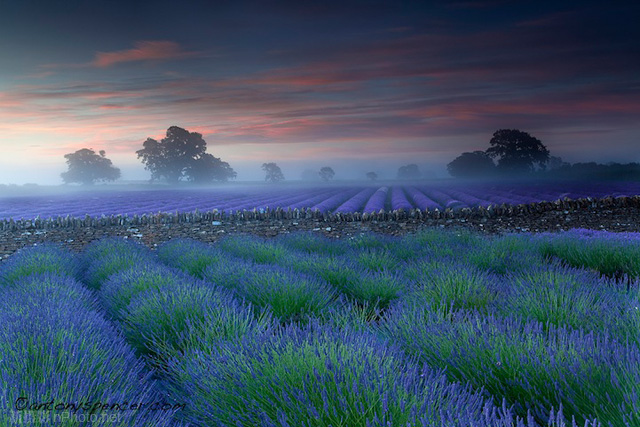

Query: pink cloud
[91,41,198,67]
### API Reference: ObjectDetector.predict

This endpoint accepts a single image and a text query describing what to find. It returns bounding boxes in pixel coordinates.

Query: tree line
[446,129,550,178]
[446,128,640,180]
[61,126,635,185]
[60,126,425,185]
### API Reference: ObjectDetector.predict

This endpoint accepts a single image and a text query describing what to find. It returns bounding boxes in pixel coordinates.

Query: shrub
[82,237,148,268]
[82,237,154,290]
[344,269,405,309]
[156,238,223,278]
[100,263,192,320]
[204,260,338,323]
[354,247,401,272]
[83,250,155,290]
[503,263,626,333]
[277,231,347,256]
[218,235,291,264]
[163,322,524,427]
[0,274,182,426]
[536,229,640,281]
[466,234,544,275]
[0,244,81,286]
[405,261,503,316]
[120,280,269,361]
[381,305,637,426]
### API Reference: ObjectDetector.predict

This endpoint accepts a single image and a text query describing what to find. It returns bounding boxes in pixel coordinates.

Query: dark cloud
[0,0,639,180]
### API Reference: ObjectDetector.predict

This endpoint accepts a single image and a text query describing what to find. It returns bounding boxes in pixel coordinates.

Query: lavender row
[154,237,533,427]
[363,186,389,213]
[5,194,640,231]
[0,245,184,426]
[390,186,413,211]
[334,187,377,213]
[3,182,640,221]
[404,186,440,210]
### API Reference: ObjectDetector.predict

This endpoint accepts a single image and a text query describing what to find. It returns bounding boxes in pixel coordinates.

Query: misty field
[1,180,640,220]
[2,228,640,426]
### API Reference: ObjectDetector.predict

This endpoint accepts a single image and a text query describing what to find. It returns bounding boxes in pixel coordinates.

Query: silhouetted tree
[136,126,235,183]
[548,162,640,180]
[397,164,420,180]
[262,162,285,182]
[61,148,120,185]
[366,171,378,181]
[318,166,335,182]
[186,153,236,183]
[486,129,550,174]
[447,151,496,178]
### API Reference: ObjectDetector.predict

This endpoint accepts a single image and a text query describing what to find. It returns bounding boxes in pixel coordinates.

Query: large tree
[318,166,335,182]
[61,148,120,185]
[447,151,496,178]
[486,129,550,174]
[186,153,236,183]
[136,126,235,183]
[397,164,420,180]
[262,162,284,182]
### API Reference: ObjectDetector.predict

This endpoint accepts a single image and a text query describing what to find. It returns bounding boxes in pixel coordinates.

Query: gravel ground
[1,202,639,260]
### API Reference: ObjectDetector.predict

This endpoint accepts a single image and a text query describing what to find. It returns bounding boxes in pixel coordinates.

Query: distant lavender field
[1,181,640,220]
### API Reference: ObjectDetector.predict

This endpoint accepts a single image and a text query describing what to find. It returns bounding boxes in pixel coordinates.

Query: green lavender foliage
[0,273,184,426]
[119,280,269,361]
[277,231,348,256]
[536,228,640,280]
[380,305,637,426]
[82,238,154,290]
[218,235,291,264]
[0,243,81,286]
[99,263,194,321]
[466,234,545,275]
[204,259,338,323]
[501,263,627,334]
[404,259,503,316]
[163,322,524,427]
[156,238,223,278]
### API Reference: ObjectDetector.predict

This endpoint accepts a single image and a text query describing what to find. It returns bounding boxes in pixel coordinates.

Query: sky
[0,0,638,184]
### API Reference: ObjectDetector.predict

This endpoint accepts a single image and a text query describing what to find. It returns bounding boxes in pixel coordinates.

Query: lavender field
[3,229,640,426]
[1,181,640,220]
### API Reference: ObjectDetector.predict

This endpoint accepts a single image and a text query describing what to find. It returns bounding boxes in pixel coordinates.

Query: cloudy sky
[1,0,638,184]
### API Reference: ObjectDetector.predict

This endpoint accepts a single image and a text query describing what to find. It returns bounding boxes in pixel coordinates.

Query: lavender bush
[0,243,81,286]
[334,187,376,213]
[204,259,338,323]
[162,322,527,427]
[276,231,348,256]
[381,305,639,426]
[404,186,440,211]
[120,279,269,361]
[156,238,224,278]
[390,186,413,211]
[99,263,195,321]
[501,263,627,334]
[403,260,503,315]
[354,247,401,272]
[0,273,183,426]
[537,229,640,281]
[466,234,545,275]
[82,238,154,289]
[218,235,291,265]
